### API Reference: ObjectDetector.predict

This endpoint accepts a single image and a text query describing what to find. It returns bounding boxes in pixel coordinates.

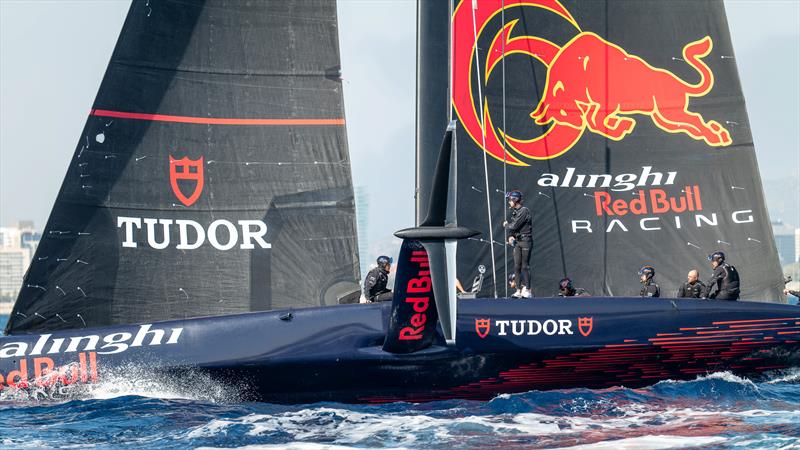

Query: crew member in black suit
[557,277,590,297]
[363,255,393,302]
[638,265,660,298]
[704,251,740,300]
[502,190,533,298]
[676,269,705,298]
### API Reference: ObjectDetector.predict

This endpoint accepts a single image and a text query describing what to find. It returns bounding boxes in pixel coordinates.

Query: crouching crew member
[557,277,590,297]
[705,251,740,300]
[638,265,660,298]
[364,255,393,302]
[502,190,533,298]
[676,269,706,298]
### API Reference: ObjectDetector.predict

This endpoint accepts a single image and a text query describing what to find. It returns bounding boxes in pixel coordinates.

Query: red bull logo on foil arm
[452,0,732,164]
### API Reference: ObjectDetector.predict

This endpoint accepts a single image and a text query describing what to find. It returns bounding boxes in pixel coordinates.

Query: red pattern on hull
[361,316,800,403]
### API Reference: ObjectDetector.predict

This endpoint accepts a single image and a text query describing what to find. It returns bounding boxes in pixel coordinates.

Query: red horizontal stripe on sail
[90,109,345,126]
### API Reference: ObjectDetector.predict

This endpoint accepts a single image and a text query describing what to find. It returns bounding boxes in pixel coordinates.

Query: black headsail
[418,0,783,301]
[7,0,359,334]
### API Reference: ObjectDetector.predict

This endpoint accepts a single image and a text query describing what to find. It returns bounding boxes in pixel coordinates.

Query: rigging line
[448,0,454,124]
[501,0,508,298]
[471,0,498,298]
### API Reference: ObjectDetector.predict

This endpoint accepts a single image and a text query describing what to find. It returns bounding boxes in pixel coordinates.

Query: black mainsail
[7,0,359,334]
[418,0,784,301]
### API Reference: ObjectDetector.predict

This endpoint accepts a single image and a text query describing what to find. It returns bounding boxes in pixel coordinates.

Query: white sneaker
[511,289,522,298]
[521,287,532,298]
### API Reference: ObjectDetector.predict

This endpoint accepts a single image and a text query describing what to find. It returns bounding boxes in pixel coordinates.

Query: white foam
[732,434,800,448]
[85,365,235,402]
[183,404,780,447]
[697,371,759,386]
[553,434,727,450]
[1,362,243,404]
[197,444,396,450]
[766,368,800,384]
[653,370,761,395]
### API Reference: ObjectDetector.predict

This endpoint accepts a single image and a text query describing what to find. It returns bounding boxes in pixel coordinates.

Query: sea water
[1,314,798,449]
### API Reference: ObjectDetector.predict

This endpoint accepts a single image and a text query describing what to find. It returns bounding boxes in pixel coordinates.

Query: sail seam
[110,60,341,78]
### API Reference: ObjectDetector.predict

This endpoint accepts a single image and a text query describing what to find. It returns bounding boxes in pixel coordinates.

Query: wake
[0,363,246,403]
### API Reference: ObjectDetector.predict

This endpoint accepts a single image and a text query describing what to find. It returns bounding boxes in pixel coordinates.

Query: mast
[415,0,451,225]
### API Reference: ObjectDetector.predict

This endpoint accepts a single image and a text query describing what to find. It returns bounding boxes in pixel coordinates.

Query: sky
[0,0,798,257]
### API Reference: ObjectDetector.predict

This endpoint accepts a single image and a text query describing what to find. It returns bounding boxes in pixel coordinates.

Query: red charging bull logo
[452,0,732,164]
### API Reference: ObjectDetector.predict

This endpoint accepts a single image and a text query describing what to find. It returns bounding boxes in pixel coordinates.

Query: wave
[2,370,798,448]
[765,367,800,384]
[179,401,800,449]
[197,445,391,450]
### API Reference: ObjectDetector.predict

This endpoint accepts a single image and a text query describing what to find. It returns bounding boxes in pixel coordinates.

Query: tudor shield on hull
[417,0,784,300]
[7,0,360,334]
[2,299,798,403]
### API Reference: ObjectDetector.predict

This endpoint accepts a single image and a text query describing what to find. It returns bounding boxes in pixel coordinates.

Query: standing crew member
[676,269,706,298]
[638,265,660,298]
[363,255,393,302]
[704,251,740,300]
[502,190,533,298]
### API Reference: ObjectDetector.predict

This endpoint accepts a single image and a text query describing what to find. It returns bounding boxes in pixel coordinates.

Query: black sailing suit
[558,287,590,297]
[505,206,533,290]
[705,263,740,300]
[364,266,392,302]
[676,280,706,298]
[640,280,660,298]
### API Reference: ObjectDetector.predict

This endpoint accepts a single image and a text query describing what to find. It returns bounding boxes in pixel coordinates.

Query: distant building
[0,221,39,304]
[354,186,370,277]
[21,228,41,254]
[772,220,798,265]
[0,247,29,299]
[0,227,21,249]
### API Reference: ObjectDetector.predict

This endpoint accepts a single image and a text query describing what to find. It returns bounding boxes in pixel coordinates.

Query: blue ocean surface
[1,313,798,450]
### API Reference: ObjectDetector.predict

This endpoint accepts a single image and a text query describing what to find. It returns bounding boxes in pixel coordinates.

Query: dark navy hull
[2,298,798,403]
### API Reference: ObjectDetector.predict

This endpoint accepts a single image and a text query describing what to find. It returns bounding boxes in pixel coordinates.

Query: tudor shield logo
[578,317,593,337]
[475,318,491,339]
[169,155,204,206]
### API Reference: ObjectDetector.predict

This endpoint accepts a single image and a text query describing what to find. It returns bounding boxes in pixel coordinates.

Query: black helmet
[559,277,575,294]
[505,190,523,202]
[638,265,655,280]
[708,251,725,263]
[377,255,393,268]
[508,273,516,284]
